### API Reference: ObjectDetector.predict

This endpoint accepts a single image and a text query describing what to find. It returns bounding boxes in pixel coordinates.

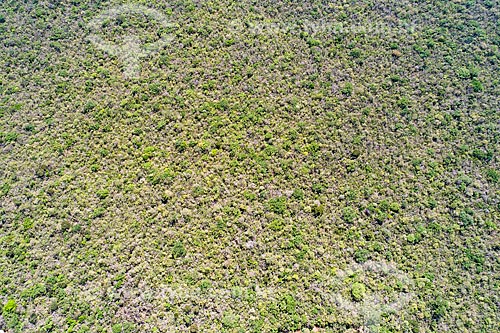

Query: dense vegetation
[0,0,499,332]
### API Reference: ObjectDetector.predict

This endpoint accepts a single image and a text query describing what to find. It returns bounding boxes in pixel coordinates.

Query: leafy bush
[312,204,324,217]
[174,140,187,152]
[3,299,17,313]
[342,206,357,223]
[472,148,493,161]
[268,197,287,215]
[221,311,239,328]
[350,48,362,58]
[471,79,483,92]
[292,188,304,200]
[341,82,353,95]
[279,294,297,314]
[83,100,96,113]
[172,241,186,258]
[351,283,366,301]
[430,297,449,320]
[457,67,470,79]
[397,96,411,109]
[142,146,156,160]
[21,284,47,299]
[354,249,370,263]
[306,38,321,47]
[311,183,325,194]
[389,202,401,212]
[91,207,105,219]
[459,210,474,226]
[268,218,285,231]
[0,132,18,143]
[96,189,109,199]
[112,322,136,333]
[486,169,499,183]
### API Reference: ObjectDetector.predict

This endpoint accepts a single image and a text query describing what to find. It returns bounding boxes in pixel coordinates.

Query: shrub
[351,283,366,301]
[375,211,388,223]
[468,66,480,77]
[312,204,324,217]
[0,182,10,198]
[268,197,287,215]
[342,206,357,223]
[379,199,390,212]
[471,79,483,92]
[147,168,175,185]
[91,207,105,219]
[292,189,304,200]
[83,101,96,113]
[23,218,34,230]
[172,241,186,258]
[427,198,437,209]
[472,148,493,161]
[407,233,418,244]
[457,67,470,79]
[96,189,109,199]
[341,83,353,95]
[312,183,325,194]
[175,140,187,152]
[3,299,17,313]
[142,146,156,160]
[0,132,18,143]
[389,202,401,212]
[224,39,236,46]
[430,297,449,320]
[350,48,362,58]
[60,221,71,232]
[486,169,499,183]
[414,44,430,58]
[306,38,321,47]
[279,294,297,314]
[222,311,239,328]
[397,97,411,109]
[112,322,136,333]
[24,123,35,132]
[21,284,47,299]
[268,218,285,231]
[243,191,256,201]
[459,210,474,226]
[354,249,370,263]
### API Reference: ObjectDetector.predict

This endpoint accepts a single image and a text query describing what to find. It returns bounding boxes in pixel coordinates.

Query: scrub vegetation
[0,0,499,332]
